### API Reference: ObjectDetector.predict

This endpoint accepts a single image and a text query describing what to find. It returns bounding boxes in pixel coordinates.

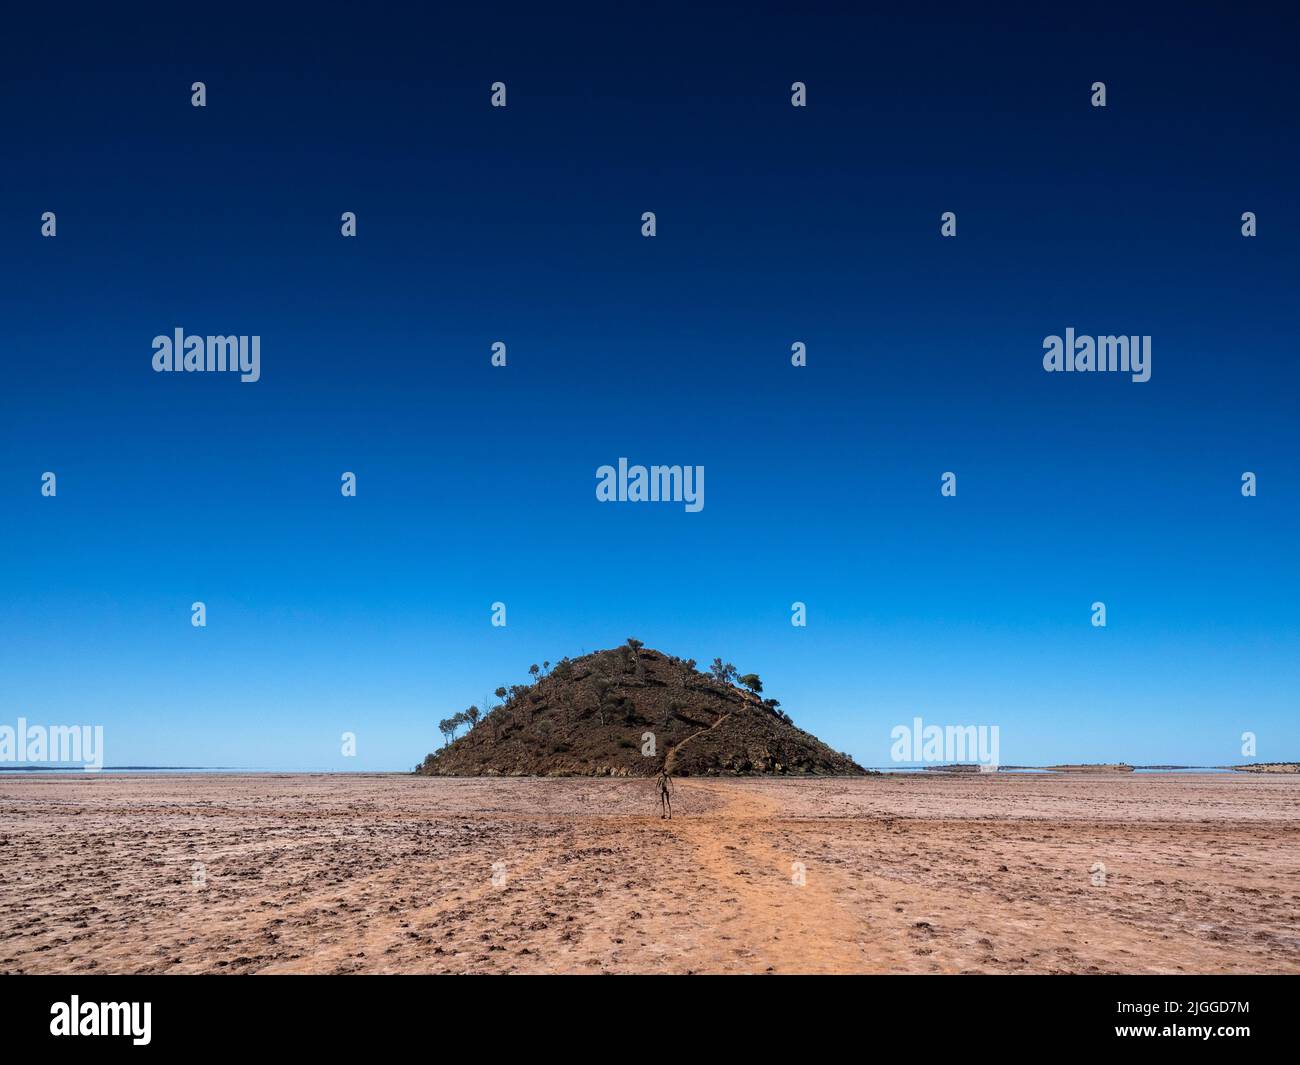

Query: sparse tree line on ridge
[435,638,793,749]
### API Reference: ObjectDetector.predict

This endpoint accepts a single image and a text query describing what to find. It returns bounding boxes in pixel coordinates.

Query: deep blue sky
[2,3,1297,769]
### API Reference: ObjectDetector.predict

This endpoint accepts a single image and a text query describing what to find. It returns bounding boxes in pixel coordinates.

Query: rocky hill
[416,643,867,777]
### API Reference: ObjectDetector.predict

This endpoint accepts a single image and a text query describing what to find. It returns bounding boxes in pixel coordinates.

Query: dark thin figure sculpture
[657,767,673,819]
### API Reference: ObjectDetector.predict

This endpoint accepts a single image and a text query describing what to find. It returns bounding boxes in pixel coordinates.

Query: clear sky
[2,3,1296,770]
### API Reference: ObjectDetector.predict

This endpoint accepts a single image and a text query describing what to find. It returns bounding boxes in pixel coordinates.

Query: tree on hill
[626,638,646,677]
[592,677,614,725]
[465,705,480,730]
[680,658,697,688]
[710,658,738,684]
[738,673,762,695]
[438,718,454,747]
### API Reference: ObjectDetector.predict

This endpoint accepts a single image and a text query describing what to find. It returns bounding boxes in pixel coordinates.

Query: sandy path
[663,713,729,774]
[1,772,1297,974]
[665,781,904,972]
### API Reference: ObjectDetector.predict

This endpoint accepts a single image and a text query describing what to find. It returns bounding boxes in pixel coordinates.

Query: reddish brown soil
[1,771,1296,974]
